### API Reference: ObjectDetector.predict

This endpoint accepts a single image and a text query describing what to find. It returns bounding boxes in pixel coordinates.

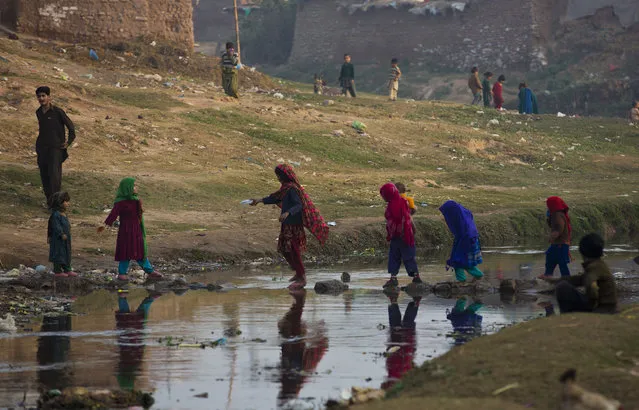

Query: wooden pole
[233,0,241,64]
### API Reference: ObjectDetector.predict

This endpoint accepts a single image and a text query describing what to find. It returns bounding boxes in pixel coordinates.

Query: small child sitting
[539,233,618,314]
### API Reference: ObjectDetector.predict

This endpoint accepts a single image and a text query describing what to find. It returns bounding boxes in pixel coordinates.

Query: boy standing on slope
[388,58,402,101]
[339,54,356,98]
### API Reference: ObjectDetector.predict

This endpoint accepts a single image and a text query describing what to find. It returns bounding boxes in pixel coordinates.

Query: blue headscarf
[439,200,478,239]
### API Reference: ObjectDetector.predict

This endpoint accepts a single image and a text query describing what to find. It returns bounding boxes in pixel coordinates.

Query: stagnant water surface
[0,246,637,409]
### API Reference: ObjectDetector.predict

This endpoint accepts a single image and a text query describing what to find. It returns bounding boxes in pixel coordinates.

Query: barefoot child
[439,200,484,282]
[251,164,329,290]
[380,183,421,289]
[48,191,77,277]
[99,178,163,282]
[545,196,571,277]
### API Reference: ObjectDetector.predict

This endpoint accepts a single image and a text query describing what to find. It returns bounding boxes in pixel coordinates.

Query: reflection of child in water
[278,291,328,406]
[116,291,161,391]
[382,292,420,390]
[446,297,483,346]
[37,314,73,390]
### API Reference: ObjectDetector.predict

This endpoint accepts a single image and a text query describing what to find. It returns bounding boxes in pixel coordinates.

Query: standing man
[35,86,75,204]
[339,54,356,98]
[468,67,482,105]
[221,42,240,98]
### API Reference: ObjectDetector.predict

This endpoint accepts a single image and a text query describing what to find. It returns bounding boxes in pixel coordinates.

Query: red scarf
[380,183,415,247]
[269,164,329,245]
[546,196,571,236]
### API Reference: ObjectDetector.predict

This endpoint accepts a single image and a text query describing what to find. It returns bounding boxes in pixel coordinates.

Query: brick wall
[288,0,535,72]
[16,0,194,49]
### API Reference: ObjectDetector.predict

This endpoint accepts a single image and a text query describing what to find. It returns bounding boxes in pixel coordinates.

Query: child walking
[380,183,421,289]
[251,164,329,290]
[99,178,163,282]
[492,75,505,110]
[482,72,493,108]
[439,200,484,282]
[388,58,402,101]
[545,196,571,277]
[48,191,77,277]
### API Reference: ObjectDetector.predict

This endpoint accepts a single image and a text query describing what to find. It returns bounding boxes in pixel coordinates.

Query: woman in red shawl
[493,75,505,110]
[251,164,329,290]
[545,196,572,277]
[380,183,421,289]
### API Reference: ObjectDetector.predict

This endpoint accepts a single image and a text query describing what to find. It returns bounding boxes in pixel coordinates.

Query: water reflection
[382,292,420,390]
[115,290,162,391]
[37,314,73,391]
[446,297,483,346]
[277,290,328,408]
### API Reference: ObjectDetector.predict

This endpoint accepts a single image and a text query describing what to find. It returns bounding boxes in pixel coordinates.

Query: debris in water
[194,392,209,398]
[224,328,242,337]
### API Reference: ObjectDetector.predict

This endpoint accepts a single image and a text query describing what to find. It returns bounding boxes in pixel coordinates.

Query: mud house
[0,0,194,49]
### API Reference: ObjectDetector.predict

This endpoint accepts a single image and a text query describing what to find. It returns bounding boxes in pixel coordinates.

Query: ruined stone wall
[16,0,194,49]
[288,0,534,72]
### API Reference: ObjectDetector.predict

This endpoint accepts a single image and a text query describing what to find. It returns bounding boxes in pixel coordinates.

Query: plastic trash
[35,265,48,274]
[557,112,566,117]
[89,49,99,61]
[352,121,367,131]
[240,199,253,205]
[236,63,243,70]
[327,221,337,226]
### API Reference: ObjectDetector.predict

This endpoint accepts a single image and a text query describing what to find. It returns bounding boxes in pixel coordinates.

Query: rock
[35,265,48,274]
[206,283,223,291]
[488,119,500,125]
[143,74,163,82]
[273,92,284,99]
[403,281,432,296]
[323,99,335,106]
[0,314,17,333]
[341,272,351,283]
[314,280,349,295]
[332,129,345,137]
[433,280,495,297]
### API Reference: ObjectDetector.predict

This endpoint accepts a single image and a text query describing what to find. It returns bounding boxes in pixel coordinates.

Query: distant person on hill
[629,100,639,123]
[493,75,505,110]
[539,233,618,314]
[380,183,422,289]
[35,86,76,204]
[518,82,538,114]
[98,178,163,282]
[221,42,239,98]
[439,200,484,282]
[339,54,356,98]
[394,182,416,215]
[468,67,482,105]
[251,164,329,290]
[48,191,77,278]
[544,196,571,277]
[388,58,402,101]
[482,72,493,108]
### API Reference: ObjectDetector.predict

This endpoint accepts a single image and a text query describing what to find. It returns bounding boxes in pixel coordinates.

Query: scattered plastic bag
[352,121,367,131]
[89,49,99,61]
[557,112,566,117]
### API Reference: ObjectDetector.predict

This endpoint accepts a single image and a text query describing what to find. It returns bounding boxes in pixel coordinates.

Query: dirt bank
[356,305,639,409]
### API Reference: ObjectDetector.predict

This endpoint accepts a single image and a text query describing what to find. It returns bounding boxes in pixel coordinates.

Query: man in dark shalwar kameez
[35,86,76,204]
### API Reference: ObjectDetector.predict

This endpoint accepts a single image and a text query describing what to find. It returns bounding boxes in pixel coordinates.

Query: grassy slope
[0,36,638,265]
[357,306,639,409]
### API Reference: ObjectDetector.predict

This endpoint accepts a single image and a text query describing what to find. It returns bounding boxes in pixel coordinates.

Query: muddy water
[0,246,636,409]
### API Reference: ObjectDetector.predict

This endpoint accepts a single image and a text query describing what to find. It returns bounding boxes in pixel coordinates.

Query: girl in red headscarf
[252,164,329,290]
[380,183,421,289]
[545,196,572,277]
